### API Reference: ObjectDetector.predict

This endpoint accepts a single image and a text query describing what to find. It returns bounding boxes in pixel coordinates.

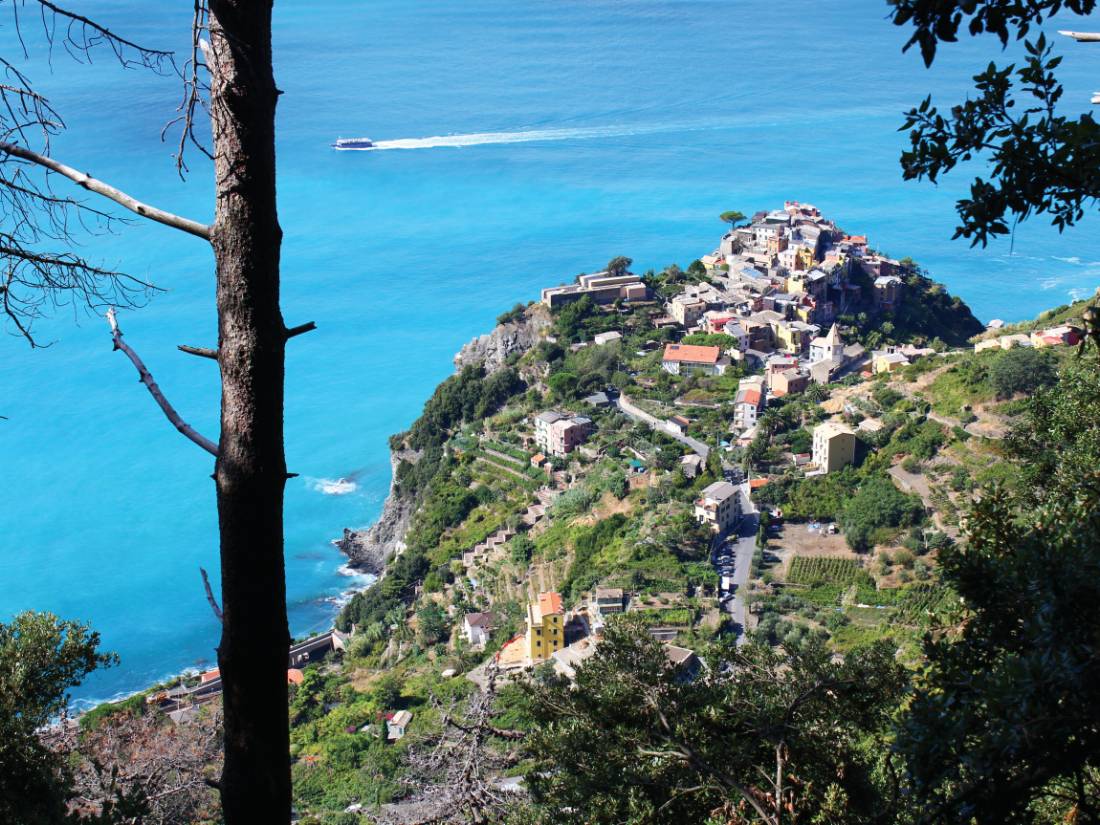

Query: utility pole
[1058,30,1100,103]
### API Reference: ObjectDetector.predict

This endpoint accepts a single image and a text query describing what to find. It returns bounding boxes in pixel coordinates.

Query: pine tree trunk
[207,2,290,822]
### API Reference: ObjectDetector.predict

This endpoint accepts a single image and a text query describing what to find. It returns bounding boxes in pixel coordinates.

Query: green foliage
[893,6,1100,244]
[523,618,908,823]
[757,469,860,522]
[416,602,449,646]
[553,487,599,521]
[871,384,903,411]
[562,515,628,601]
[718,209,746,226]
[370,673,402,710]
[988,346,1057,399]
[547,371,578,400]
[496,302,527,326]
[625,608,694,627]
[679,332,734,349]
[552,295,597,342]
[840,475,925,552]
[403,365,525,461]
[1009,358,1100,502]
[785,427,812,455]
[786,556,864,586]
[899,483,1100,822]
[510,534,535,566]
[0,611,119,825]
[606,256,633,277]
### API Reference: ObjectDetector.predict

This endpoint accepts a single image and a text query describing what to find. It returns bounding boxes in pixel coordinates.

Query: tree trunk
[207,2,290,823]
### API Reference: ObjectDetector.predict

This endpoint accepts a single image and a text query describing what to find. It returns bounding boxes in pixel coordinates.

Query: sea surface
[2,0,1099,704]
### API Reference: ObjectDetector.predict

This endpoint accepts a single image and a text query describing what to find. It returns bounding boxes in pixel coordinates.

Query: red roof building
[662,343,720,365]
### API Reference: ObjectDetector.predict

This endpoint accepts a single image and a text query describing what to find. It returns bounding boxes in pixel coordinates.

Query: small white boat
[333,137,374,150]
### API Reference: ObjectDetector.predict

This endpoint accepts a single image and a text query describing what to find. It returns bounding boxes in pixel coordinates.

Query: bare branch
[0,141,211,239]
[200,567,224,624]
[32,1,174,57]
[178,343,218,360]
[285,321,316,339]
[106,308,218,456]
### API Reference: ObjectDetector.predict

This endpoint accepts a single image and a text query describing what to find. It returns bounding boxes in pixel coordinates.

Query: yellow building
[812,421,857,474]
[526,591,565,661]
[786,272,808,295]
[796,246,815,270]
[873,350,909,374]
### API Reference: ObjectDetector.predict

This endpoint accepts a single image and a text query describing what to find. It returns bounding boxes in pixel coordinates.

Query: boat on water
[333,137,374,150]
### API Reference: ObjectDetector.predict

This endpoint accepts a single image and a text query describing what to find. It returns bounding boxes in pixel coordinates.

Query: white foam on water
[309,477,358,495]
[365,122,675,151]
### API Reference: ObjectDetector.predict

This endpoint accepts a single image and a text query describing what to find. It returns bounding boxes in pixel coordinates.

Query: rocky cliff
[337,305,551,573]
[453,304,550,374]
[334,450,416,573]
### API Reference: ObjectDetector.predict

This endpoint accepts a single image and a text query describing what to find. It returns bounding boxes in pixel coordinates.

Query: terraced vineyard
[787,556,865,586]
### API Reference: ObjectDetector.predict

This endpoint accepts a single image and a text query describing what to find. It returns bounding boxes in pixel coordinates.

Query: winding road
[615,393,711,458]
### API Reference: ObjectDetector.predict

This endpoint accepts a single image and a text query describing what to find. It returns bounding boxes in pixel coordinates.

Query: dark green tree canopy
[0,612,117,824]
[606,256,633,277]
[890,0,1100,244]
[522,618,908,824]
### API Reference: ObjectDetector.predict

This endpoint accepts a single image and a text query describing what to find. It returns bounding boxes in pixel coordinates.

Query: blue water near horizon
[3,0,1099,705]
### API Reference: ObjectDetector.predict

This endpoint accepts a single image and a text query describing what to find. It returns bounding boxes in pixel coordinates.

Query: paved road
[715,484,757,646]
[615,393,711,458]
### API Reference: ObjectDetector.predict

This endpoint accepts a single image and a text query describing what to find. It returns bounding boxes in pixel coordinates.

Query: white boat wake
[361,123,673,151]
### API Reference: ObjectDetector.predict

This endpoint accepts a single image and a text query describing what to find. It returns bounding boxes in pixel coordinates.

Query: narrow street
[714,482,758,646]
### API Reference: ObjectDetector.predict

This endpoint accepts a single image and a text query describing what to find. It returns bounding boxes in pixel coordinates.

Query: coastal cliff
[335,448,418,573]
[337,305,548,573]
[453,304,550,374]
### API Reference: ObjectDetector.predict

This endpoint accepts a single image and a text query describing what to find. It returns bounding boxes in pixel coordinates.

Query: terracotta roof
[538,591,563,616]
[662,343,720,364]
[736,389,762,406]
[749,478,770,489]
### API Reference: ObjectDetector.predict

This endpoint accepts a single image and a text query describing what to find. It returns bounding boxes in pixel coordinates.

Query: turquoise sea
[2,0,1099,704]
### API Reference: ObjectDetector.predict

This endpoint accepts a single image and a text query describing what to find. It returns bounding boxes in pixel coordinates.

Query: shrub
[990,347,1057,399]
[840,476,925,552]
[496,303,527,326]
[893,549,916,569]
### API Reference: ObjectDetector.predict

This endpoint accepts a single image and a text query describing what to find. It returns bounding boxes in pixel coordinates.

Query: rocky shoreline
[333,450,415,574]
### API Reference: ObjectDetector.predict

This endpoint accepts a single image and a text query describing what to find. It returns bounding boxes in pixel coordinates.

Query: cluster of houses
[974,324,1082,353]
[666,201,906,359]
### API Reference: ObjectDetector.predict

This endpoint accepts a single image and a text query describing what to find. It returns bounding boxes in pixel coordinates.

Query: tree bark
[207,2,290,823]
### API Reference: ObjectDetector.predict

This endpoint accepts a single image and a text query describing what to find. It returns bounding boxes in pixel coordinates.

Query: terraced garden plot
[787,556,864,586]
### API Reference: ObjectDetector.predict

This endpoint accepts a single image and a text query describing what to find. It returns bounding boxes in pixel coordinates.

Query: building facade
[812,422,857,473]
[534,411,593,457]
[526,591,565,661]
[694,480,742,533]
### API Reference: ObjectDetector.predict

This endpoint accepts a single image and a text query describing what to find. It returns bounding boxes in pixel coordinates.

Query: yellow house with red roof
[526,591,565,661]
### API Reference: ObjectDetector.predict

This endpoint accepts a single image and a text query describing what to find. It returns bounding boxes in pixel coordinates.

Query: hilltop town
[80,204,1094,821]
